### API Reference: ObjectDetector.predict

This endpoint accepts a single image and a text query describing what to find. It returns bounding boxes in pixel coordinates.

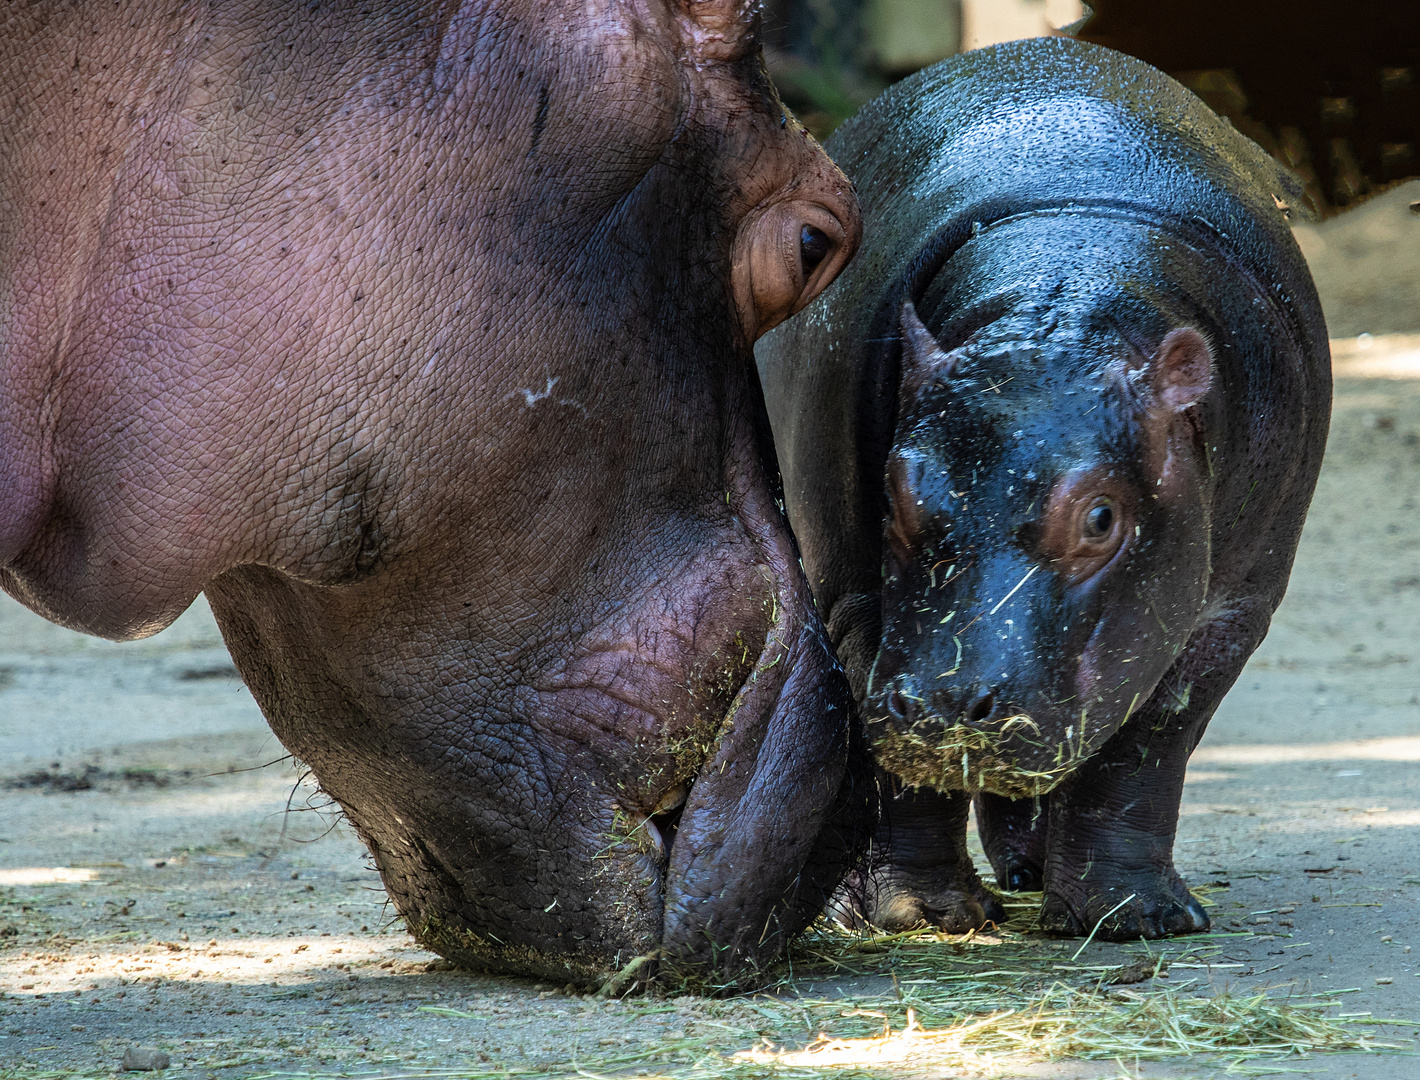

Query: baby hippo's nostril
[966,690,995,724]
[884,687,912,725]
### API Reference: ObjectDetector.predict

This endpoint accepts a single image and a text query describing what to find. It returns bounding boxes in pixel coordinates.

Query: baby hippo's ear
[1151,327,1214,411]
[898,300,959,408]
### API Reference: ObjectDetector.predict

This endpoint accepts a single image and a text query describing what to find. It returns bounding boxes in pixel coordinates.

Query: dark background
[764,0,1420,217]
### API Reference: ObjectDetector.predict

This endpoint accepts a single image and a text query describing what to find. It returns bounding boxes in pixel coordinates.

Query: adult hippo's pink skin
[0,0,870,990]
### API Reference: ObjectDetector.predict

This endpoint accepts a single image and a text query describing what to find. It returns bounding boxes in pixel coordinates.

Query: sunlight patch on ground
[0,933,429,995]
[1248,807,1420,832]
[1192,736,1420,765]
[0,867,99,885]
[1182,770,1237,783]
[1331,334,1420,379]
[1179,803,1420,829]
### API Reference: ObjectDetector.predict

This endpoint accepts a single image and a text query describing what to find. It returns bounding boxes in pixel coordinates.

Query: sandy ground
[2,185,1419,1080]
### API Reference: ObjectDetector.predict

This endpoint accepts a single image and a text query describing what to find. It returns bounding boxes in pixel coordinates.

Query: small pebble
[1375,977,1393,985]
[122,1047,170,1071]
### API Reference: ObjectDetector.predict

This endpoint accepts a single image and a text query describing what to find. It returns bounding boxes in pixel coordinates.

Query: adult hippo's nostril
[647,784,688,857]
[966,691,995,725]
[626,783,690,859]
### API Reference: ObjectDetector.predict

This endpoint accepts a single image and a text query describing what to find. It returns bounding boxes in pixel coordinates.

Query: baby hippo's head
[867,301,1217,796]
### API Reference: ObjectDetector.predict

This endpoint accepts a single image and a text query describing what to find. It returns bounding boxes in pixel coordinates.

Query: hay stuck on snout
[871,710,1093,798]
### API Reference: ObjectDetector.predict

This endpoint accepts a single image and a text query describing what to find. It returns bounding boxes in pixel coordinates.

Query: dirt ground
[2,186,1419,1080]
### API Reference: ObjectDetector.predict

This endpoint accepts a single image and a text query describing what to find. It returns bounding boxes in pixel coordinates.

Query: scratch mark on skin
[529,82,550,155]
[509,378,559,407]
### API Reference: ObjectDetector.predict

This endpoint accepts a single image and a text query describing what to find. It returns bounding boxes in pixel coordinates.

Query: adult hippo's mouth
[207,530,869,992]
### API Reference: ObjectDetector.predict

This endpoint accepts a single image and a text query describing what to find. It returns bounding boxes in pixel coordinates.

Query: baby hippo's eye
[1082,499,1114,539]
[1040,470,1134,583]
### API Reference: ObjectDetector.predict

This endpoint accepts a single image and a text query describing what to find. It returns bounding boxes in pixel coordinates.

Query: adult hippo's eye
[800,224,830,274]
[732,199,856,340]
[1083,500,1114,539]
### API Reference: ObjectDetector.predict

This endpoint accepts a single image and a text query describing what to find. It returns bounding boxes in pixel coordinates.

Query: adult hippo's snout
[255,519,867,990]
[660,567,867,982]
[0,0,868,990]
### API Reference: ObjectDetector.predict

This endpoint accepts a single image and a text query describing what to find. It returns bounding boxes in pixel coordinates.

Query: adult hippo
[759,38,1330,940]
[0,0,870,990]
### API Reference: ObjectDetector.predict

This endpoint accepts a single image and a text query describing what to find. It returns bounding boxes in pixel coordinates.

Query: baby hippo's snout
[868,658,1086,799]
[879,678,999,729]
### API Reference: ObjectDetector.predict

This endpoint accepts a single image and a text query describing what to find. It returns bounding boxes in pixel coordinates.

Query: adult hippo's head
[0,0,867,989]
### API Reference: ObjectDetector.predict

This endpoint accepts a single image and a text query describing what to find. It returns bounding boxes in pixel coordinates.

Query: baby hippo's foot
[973,792,1048,892]
[829,775,1003,933]
[1039,861,1209,940]
[829,862,1004,933]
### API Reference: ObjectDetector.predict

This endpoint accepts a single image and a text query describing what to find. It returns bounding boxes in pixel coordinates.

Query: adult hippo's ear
[675,0,759,60]
[733,197,858,340]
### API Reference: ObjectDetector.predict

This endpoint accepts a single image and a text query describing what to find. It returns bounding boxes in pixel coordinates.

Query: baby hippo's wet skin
[759,38,1331,941]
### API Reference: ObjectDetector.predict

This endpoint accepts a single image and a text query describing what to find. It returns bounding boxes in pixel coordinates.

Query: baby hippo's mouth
[866,680,1096,798]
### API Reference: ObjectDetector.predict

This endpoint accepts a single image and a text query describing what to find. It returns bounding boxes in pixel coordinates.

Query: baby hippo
[758,37,1331,940]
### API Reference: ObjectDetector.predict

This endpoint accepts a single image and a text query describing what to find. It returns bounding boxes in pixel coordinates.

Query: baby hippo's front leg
[974,792,1049,892]
[1035,601,1275,940]
[830,767,1003,933]
[1035,712,1209,940]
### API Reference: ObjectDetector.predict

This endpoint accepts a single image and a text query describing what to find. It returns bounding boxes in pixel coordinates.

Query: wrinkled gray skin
[759,39,1330,941]
[0,0,875,989]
